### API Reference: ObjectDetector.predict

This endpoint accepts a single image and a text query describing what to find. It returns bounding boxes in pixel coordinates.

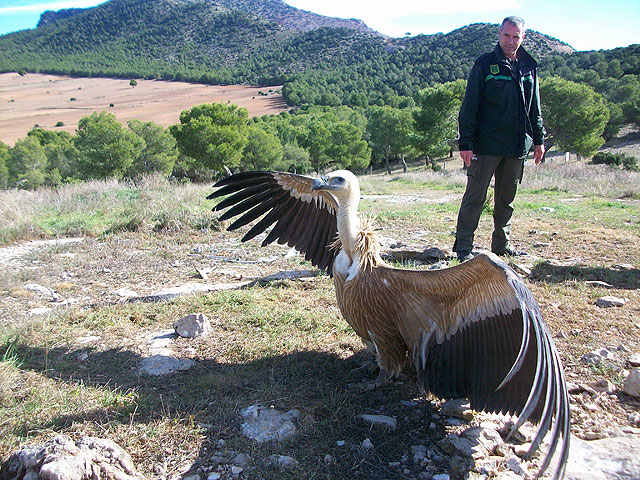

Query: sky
[0,0,638,51]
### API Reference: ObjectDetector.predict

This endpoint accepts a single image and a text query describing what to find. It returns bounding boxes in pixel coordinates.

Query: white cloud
[0,1,105,15]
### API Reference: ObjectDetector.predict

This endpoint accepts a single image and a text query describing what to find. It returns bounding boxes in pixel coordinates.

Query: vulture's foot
[348,368,402,391]
[350,357,379,376]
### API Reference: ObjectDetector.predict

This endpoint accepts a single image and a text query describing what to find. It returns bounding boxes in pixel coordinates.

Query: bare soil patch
[0,73,287,146]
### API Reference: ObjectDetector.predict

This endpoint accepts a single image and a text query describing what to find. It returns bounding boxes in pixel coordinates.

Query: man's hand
[460,150,475,167]
[534,144,546,165]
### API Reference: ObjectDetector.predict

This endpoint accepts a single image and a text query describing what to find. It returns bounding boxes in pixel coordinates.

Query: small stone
[581,348,616,365]
[358,414,397,429]
[623,368,640,397]
[2,435,144,480]
[25,283,62,302]
[324,454,335,464]
[230,452,251,466]
[207,473,221,480]
[618,344,631,353]
[628,412,640,426]
[505,455,530,477]
[230,466,243,474]
[441,398,474,421]
[28,307,52,315]
[584,431,606,440]
[336,440,346,447]
[432,475,450,480]
[411,445,428,463]
[446,418,465,426]
[629,353,640,367]
[589,379,615,394]
[240,405,297,443]
[596,296,626,307]
[174,313,211,338]
[115,287,138,298]
[139,355,195,376]
[584,403,599,412]
[362,438,374,449]
[267,454,298,469]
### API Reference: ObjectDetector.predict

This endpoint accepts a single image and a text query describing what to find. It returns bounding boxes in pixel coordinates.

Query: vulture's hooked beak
[311,176,329,191]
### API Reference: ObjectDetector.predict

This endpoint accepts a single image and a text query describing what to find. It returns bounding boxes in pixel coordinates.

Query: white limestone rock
[174,313,211,338]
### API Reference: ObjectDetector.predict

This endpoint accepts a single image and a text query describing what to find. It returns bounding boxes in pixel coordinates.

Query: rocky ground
[1,219,639,480]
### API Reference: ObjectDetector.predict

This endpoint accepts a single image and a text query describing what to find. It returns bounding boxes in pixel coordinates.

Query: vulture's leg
[350,357,379,375]
[348,365,395,391]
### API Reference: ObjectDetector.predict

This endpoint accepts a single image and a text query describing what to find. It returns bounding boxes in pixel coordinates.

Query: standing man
[453,16,545,262]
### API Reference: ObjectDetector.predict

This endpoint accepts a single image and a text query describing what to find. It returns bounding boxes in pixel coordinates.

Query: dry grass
[1,158,639,479]
[0,175,221,245]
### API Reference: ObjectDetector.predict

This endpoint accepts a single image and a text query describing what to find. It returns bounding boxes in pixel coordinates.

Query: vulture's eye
[335,177,345,184]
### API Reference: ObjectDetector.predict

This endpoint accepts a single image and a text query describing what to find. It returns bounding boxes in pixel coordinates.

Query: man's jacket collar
[493,43,537,69]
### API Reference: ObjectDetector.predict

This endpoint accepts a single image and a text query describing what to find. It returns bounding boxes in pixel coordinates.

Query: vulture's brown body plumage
[208,170,570,479]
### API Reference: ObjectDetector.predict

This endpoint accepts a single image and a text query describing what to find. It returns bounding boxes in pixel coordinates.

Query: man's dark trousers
[453,155,524,255]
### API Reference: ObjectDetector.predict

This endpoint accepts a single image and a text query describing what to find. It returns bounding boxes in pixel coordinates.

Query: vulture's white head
[311,170,360,203]
[312,170,361,251]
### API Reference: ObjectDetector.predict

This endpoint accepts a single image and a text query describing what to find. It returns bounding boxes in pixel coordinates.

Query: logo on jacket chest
[490,64,500,75]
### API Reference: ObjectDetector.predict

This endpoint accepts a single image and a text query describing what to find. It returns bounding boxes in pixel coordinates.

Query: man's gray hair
[501,16,526,30]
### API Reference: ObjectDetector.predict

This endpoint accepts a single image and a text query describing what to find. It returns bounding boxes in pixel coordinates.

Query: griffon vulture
[207,170,570,479]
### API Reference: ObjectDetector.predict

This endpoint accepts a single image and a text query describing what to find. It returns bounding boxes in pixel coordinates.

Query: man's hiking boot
[456,250,474,262]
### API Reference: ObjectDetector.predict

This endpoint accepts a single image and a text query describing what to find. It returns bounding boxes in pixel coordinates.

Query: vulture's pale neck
[336,183,361,258]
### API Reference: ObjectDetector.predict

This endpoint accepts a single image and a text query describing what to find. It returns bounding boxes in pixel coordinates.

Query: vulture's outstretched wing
[207,171,339,274]
[380,254,569,479]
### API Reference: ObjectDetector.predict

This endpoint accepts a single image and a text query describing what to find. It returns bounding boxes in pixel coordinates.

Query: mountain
[37,8,88,27]
[210,0,378,34]
[0,0,636,108]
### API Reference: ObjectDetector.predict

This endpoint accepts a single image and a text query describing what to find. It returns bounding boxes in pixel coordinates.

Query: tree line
[1,75,626,191]
[1,0,638,133]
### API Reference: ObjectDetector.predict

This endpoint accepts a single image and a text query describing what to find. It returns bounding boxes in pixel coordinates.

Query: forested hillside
[0,0,581,93]
[1,0,637,110]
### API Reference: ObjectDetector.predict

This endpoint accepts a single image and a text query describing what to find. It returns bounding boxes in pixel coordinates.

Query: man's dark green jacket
[458,44,545,159]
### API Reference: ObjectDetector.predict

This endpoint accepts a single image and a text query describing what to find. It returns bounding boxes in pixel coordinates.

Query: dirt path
[0,237,84,267]
[0,73,288,145]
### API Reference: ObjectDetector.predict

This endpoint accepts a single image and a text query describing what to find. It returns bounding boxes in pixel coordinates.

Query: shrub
[592,152,639,170]
[55,121,64,127]
[622,155,639,171]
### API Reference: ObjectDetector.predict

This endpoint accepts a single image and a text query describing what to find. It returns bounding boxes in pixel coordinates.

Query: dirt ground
[0,73,288,146]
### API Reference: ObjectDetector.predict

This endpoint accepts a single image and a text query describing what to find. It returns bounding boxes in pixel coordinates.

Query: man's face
[498,22,525,59]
